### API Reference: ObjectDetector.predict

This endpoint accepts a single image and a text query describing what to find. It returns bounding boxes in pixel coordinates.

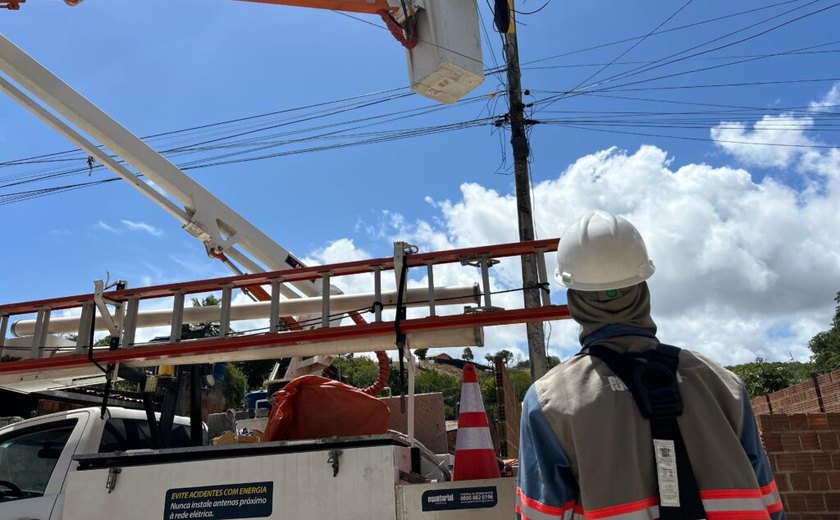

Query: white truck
[0,406,515,520]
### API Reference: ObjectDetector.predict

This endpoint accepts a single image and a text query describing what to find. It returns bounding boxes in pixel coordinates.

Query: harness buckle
[633,361,682,419]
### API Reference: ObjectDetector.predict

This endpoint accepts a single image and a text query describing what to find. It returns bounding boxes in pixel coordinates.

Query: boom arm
[234,0,397,15]
[0,35,318,301]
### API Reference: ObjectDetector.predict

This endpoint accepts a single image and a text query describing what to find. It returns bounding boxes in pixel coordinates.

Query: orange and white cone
[452,363,501,481]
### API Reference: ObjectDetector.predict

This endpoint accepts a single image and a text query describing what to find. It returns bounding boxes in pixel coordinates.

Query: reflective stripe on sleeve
[516,488,579,520]
[700,488,773,519]
[704,512,771,520]
[760,481,783,513]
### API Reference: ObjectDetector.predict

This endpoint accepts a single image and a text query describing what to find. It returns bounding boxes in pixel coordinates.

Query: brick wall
[750,369,840,416]
[759,413,840,519]
[817,372,840,412]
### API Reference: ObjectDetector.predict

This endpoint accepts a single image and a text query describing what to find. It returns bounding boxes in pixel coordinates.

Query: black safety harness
[585,343,706,520]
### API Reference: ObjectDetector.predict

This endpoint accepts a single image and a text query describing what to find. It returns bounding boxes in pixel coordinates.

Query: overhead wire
[520,44,840,71]
[518,0,807,67]
[533,0,840,110]
[515,0,552,16]
[566,0,828,94]
[556,0,695,110]
[4,1,840,205]
[0,86,489,193]
[547,123,840,150]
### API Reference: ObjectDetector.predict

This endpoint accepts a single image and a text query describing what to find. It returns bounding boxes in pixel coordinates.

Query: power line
[520,47,840,71]
[557,0,695,110]
[519,0,806,67]
[543,122,839,150]
[534,0,840,109]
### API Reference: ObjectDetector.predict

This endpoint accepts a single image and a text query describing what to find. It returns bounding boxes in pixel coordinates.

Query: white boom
[0,34,352,379]
[0,35,317,300]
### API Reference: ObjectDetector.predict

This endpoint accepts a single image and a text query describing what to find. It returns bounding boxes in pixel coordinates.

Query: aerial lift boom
[0,0,485,376]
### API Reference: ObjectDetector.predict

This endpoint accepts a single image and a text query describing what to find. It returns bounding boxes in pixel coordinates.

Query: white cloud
[710,114,816,169]
[121,219,163,237]
[809,84,840,112]
[96,220,121,234]
[341,135,840,366]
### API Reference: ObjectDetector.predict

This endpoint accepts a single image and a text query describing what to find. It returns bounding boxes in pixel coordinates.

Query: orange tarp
[263,375,390,441]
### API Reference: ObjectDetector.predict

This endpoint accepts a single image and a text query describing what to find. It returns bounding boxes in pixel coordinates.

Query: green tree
[233,359,278,390]
[223,363,247,408]
[809,291,840,374]
[332,355,379,388]
[191,295,219,307]
[462,347,474,362]
[414,369,461,419]
[414,348,428,361]
[729,358,794,397]
[496,349,514,367]
[480,369,531,407]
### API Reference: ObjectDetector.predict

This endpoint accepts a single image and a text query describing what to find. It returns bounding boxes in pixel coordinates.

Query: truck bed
[64,434,516,520]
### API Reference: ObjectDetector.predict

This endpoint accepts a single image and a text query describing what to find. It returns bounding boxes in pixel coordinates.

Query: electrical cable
[558,0,695,110]
[534,0,840,110]
[515,0,552,16]
[518,0,807,67]
[545,123,840,150]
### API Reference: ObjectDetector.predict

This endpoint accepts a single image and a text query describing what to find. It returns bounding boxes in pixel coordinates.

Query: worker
[516,210,783,520]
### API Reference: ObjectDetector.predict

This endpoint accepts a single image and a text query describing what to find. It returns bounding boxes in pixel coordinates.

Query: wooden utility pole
[502,3,549,381]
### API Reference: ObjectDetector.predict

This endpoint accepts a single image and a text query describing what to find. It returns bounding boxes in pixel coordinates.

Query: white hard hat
[555,211,655,291]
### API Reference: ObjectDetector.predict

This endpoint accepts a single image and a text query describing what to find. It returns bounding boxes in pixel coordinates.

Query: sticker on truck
[164,481,273,520]
[421,486,498,511]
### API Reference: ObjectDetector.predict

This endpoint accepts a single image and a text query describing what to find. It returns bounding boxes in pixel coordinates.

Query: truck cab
[0,407,193,520]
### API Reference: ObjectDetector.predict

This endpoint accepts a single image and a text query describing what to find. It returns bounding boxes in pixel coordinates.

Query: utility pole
[502,2,549,381]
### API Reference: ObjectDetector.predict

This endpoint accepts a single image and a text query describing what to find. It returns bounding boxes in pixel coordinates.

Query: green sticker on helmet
[606,289,618,298]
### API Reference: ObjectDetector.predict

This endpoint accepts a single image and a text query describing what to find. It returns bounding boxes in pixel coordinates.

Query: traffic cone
[452,363,501,481]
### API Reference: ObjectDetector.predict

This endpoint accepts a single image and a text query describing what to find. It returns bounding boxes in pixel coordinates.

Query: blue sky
[2,0,840,366]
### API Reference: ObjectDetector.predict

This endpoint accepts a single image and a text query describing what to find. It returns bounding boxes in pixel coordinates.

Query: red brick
[824,492,840,512]
[790,413,809,431]
[783,433,804,451]
[763,432,784,452]
[805,493,827,511]
[829,471,840,490]
[792,414,810,430]
[811,473,830,491]
[808,415,831,430]
[776,453,798,471]
[785,493,807,512]
[801,432,821,450]
[759,415,775,431]
[819,432,840,450]
[795,453,816,471]
[765,414,791,432]
[813,453,834,471]
[777,473,791,492]
[791,473,812,490]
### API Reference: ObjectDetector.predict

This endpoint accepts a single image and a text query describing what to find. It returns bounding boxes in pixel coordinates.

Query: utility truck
[0,233,565,520]
[0,1,570,518]
[0,405,517,520]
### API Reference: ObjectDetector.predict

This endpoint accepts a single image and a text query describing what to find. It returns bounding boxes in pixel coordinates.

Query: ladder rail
[0,238,559,316]
[0,239,568,391]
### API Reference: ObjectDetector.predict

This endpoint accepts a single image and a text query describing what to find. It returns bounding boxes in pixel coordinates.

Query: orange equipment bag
[263,375,390,441]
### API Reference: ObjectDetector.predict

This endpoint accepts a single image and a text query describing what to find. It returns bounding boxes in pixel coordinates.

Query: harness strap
[587,344,706,520]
